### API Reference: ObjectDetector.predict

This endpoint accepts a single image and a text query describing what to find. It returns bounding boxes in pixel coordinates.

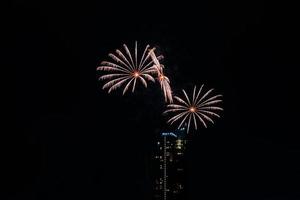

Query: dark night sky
[9,1,299,199]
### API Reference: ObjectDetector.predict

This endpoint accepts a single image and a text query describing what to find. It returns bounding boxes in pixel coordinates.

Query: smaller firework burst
[164,85,223,133]
[149,48,173,103]
[97,42,163,94]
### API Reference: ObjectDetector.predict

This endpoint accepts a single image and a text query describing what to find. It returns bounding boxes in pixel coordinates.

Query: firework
[97,42,163,94]
[149,48,173,103]
[164,85,223,133]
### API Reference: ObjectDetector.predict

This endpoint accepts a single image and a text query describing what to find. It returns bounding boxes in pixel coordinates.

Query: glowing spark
[190,107,196,112]
[97,41,163,94]
[164,85,223,133]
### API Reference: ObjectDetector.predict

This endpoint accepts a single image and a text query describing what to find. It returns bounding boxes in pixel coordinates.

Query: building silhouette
[152,127,187,200]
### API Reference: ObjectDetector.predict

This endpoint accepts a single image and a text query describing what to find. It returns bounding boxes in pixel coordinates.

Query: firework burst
[97,42,163,94]
[164,85,223,133]
[149,48,173,103]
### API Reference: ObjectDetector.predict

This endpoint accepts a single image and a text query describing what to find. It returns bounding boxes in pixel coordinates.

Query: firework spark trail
[97,42,163,94]
[164,85,223,133]
[149,48,173,103]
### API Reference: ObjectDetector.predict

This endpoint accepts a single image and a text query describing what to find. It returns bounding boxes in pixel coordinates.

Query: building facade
[153,128,187,200]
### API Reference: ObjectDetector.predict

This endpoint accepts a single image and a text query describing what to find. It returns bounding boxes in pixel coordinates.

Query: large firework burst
[164,85,223,133]
[97,42,163,94]
[149,48,173,103]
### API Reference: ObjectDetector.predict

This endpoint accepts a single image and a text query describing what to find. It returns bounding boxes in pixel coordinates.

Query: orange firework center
[159,74,165,80]
[133,71,140,77]
[189,107,196,112]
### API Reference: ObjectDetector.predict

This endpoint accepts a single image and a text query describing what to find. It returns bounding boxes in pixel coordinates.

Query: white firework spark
[97,42,163,94]
[149,48,173,103]
[164,85,223,133]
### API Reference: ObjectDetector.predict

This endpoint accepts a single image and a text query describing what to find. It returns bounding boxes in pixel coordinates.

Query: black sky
[10,1,299,199]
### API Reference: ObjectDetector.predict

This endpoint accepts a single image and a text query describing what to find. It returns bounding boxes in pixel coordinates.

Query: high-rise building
[152,127,187,200]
